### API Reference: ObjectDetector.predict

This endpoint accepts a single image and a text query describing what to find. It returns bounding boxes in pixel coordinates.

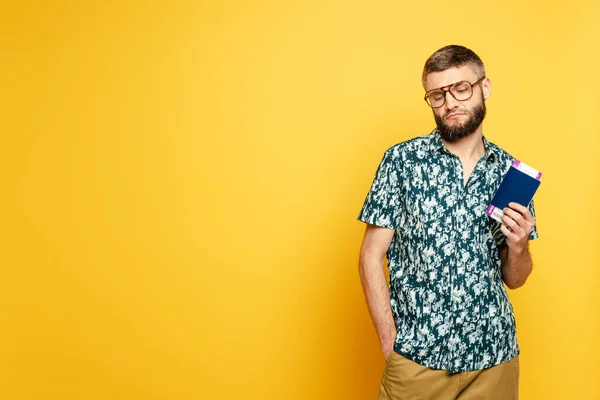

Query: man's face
[424,66,491,142]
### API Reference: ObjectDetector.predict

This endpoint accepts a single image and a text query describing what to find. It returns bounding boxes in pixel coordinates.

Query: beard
[434,99,487,143]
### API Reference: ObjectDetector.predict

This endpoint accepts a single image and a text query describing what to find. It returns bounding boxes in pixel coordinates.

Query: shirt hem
[392,344,521,374]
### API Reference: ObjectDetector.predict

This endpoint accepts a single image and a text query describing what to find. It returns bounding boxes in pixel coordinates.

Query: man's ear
[482,78,492,100]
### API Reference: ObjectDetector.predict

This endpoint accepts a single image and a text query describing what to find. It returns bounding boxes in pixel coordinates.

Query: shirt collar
[429,129,497,161]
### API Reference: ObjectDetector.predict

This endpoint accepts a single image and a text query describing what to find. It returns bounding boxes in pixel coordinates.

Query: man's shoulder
[383,133,434,158]
[485,138,514,164]
[486,139,510,156]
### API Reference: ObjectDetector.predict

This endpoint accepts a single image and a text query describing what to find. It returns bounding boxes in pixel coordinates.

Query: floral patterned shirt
[358,129,538,373]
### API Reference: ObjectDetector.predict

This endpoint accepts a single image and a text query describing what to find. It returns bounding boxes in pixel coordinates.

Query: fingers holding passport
[501,202,535,244]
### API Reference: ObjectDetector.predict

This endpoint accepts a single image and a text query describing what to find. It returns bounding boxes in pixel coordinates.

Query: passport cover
[486,160,542,223]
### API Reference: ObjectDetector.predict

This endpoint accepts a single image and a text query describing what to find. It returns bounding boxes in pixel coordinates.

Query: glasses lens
[426,90,446,108]
[450,81,473,101]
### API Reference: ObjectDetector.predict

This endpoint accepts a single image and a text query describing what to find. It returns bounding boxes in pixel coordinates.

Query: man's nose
[444,90,458,110]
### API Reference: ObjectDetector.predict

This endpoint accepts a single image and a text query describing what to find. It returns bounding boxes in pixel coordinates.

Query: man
[357,45,538,400]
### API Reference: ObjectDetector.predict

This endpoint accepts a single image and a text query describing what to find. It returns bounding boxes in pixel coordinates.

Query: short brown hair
[422,45,485,87]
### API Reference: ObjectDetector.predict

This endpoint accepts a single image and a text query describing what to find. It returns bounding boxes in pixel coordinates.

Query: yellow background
[1,1,599,399]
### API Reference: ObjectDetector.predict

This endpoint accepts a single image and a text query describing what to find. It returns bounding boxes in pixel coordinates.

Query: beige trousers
[379,351,519,400]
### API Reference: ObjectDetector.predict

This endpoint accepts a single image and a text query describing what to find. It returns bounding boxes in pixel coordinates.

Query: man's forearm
[358,254,396,350]
[501,243,533,289]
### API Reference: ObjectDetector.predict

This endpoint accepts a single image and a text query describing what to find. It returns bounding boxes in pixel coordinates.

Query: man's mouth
[445,112,465,120]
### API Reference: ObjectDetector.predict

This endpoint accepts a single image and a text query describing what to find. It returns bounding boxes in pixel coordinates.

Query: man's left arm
[498,202,536,290]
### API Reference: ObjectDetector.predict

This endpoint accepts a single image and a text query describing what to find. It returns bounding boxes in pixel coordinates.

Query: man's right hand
[358,224,397,362]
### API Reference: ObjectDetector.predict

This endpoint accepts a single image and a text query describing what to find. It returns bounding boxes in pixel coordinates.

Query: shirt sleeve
[357,149,401,230]
[493,198,539,246]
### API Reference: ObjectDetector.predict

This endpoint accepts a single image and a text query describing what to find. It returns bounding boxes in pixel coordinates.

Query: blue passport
[486,160,542,223]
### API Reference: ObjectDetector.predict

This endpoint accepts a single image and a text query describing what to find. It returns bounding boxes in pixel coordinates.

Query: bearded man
[357,45,538,400]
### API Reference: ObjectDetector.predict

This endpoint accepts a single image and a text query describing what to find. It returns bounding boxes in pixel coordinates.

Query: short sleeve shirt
[358,129,538,373]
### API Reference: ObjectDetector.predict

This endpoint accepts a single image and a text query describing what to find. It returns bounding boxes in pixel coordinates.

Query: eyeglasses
[424,76,486,108]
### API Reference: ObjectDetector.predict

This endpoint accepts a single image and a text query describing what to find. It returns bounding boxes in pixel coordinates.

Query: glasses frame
[424,76,486,108]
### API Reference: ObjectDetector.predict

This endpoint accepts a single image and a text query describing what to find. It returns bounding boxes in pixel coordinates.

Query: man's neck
[441,127,486,162]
